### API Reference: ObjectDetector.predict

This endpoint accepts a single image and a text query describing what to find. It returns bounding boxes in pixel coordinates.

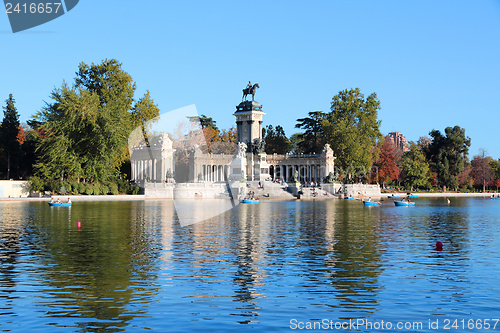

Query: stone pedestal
[287,183,302,198]
[253,153,270,181]
[228,152,247,183]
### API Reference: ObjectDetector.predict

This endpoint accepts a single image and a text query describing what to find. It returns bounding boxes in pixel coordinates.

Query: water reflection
[1,198,500,332]
[28,201,168,332]
[0,202,29,322]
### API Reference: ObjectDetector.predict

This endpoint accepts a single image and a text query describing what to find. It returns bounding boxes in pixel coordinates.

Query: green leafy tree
[33,59,159,185]
[401,142,430,190]
[322,88,382,178]
[0,94,21,179]
[426,126,471,191]
[131,91,160,146]
[489,159,500,181]
[263,125,290,154]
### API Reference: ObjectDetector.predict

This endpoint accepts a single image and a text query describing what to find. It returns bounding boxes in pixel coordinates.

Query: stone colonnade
[271,164,325,183]
[131,156,174,182]
[200,164,230,182]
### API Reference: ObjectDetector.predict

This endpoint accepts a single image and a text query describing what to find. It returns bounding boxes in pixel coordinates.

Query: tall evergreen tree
[263,125,290,154]
[1,94,21,179]
[426,125,471,190]
[295,111,327,154]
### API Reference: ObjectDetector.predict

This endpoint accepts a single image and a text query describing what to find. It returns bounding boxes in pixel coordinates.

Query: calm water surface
[1,198,500,332]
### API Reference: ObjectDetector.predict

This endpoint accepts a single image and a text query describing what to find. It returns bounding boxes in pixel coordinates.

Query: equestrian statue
[242,81,259,102]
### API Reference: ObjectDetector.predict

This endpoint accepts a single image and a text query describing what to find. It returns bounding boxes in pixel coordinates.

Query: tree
[33,59,159,184]
[489,159,500,182]
[0,94,21,179]
[470,149,493,192]
[401,142,430,190]
[198,115,218,131]
[289,133,304,154]
[294,111,327,154]
[19,123,40,178]
[263,125,290,154]
[214,127,237,154]
[426,126,471,191]
[322,88,382,178]
[374,138,400,185]
[131,91,160,146]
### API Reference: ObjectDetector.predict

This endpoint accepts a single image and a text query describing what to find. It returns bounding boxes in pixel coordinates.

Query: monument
[229,82,270,182]
[131,81,355,198]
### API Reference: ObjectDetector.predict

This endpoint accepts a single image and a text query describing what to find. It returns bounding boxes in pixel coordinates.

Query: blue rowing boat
[408,194,418,198]
[363,201,380,206]
[388,195,399,199]
[344,196,354,200]
[241,199,259,204]
[394,201,415,207]
[48,202,72,207]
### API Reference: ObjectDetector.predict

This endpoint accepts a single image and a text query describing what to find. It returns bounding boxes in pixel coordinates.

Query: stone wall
[343,184,381,198]
[144,182,234,199]
[0,180,29,198]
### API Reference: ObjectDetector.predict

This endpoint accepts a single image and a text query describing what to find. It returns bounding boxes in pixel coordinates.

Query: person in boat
[56,198,62,204]
[49,197,54,203]
[67,198,71,203]
[366,197,372,202]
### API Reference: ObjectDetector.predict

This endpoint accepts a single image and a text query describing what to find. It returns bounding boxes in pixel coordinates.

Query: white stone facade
[130,133,175,183]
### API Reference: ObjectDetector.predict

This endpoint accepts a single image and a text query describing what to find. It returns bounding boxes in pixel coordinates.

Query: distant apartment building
[386,132,408,151]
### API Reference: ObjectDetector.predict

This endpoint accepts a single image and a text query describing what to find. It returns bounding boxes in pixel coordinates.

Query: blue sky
[1,1,499,158]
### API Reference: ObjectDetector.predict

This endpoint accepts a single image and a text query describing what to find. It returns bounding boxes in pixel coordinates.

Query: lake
[1,197,499,332]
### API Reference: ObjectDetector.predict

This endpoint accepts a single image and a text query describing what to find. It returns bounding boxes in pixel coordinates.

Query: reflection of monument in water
[130,82,336,198]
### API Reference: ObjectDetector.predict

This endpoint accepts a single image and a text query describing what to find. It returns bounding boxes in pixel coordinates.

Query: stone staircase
[243,181,295,199]
[298,186,332,198]
[242,181,332,199]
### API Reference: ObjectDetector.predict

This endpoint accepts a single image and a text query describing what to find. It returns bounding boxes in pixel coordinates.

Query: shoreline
[383,192,497,198]
[1,192,498,202]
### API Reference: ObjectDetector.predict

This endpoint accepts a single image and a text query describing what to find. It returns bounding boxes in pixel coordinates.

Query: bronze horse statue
[242,83,259,102]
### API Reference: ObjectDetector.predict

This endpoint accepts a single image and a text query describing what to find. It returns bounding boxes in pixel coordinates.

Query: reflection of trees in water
[170,205,265,325]
[30,201,163,332]
[0,203,28,317]
[411,201,472,306]
[231,207,264,324]
[296,201,383,312]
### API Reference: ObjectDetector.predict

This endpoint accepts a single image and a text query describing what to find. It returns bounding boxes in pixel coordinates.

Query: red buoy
[435,241,443,250]
[77,221,81,228]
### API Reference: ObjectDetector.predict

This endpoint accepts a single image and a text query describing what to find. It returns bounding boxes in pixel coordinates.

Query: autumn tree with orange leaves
[373,138,400,185]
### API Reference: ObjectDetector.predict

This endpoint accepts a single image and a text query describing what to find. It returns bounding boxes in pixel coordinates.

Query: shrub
[132,186,140,195]
[68,180,79,194]
[117,178,131,194]
[109,183,119,195]
[62,181,72,194]
[74,182,83,194]
[99,184,109,195]
[28,176,45,192]
[83,183,93,195]
[91,183,100,195]
[47,180,60,193]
